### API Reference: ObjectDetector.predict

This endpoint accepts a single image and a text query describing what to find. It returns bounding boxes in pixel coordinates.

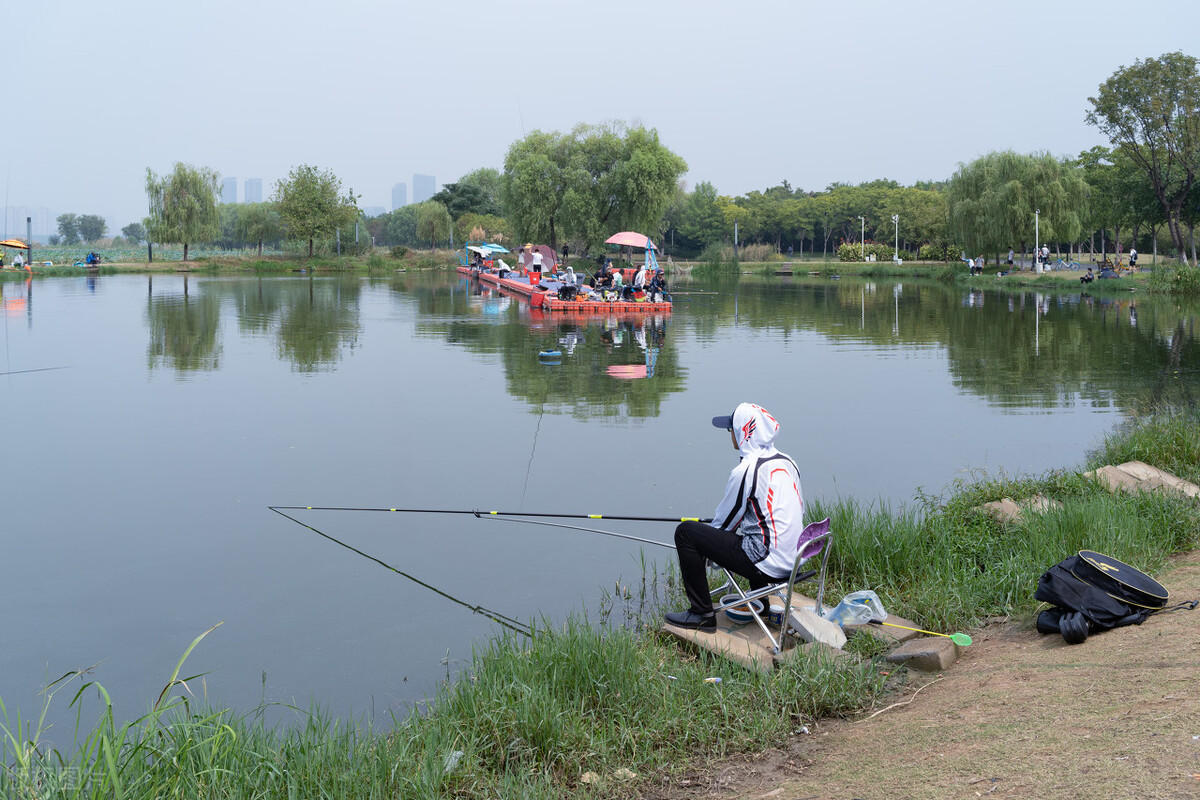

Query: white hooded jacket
[710,403,804,579]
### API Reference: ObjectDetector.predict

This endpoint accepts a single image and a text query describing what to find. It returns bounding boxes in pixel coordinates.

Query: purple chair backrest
[795,517,831,562]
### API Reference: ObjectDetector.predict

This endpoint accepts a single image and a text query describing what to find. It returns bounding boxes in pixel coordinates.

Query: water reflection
[56,271,1200,415]
[409,276,686,418]
[704,276,1200,412]
[144,277,363,374]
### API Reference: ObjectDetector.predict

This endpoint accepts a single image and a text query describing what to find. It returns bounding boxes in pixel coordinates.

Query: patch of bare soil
[641,554,1200,800]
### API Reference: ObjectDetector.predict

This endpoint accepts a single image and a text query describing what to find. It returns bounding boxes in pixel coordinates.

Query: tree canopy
[1087,51,1200,262]
[500,122,687,252]
[946,151,1087,258]
[78,214,107,243]
[145,162,221,261]
[274,165,359,256]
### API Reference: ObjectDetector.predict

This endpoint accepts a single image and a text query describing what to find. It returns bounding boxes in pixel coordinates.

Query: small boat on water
[456,232,672,315]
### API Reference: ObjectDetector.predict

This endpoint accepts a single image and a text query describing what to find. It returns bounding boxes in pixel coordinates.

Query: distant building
[244,178,263,204]
[362,206,386,218]
[221,177,237,204]
[392,182,408,210]
[413,174,435,204]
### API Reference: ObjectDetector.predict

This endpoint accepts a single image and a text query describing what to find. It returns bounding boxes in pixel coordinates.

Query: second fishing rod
[271,505,711,523]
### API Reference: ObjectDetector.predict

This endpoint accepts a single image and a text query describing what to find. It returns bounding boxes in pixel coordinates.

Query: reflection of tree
[223,277,362,372]
[147,291,222,372]
[670,275,1200,411]
[276,279,362,372]
[415,276,686,418]
[147,277,364,374]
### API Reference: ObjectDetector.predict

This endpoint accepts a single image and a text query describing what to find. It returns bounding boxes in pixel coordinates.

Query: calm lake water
[2,270,1197,736]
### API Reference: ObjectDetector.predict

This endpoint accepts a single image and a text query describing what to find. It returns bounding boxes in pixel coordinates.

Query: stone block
[884,636,960,672]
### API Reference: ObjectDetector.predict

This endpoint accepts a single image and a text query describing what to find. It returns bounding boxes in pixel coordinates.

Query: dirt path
[643,554,1200,800]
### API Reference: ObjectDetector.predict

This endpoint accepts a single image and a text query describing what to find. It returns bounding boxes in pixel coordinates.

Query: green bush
[389,245,409,259]
[837,242,901,262]
[918,243,959,262]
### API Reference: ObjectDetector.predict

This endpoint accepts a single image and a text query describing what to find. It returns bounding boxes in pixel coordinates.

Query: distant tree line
[104,52,1198,268]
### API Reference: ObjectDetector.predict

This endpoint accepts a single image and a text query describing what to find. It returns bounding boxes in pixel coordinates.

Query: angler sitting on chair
[667,403,804,631]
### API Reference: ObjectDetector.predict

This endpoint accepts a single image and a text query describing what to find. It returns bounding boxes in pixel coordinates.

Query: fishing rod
[0,366,69,377]
[480,514,674,549]
[270,505,711,524]
[269,507,533,636]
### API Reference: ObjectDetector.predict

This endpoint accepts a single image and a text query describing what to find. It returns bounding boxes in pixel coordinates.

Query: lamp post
[858,216,865,260]
[891,214,899,263]
[1034,209,1040,274]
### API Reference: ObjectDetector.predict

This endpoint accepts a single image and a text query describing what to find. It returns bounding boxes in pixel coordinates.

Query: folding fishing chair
[710,517,832,653]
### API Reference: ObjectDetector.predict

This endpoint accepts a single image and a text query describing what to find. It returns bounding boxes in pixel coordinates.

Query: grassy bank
[4,409,1200,798]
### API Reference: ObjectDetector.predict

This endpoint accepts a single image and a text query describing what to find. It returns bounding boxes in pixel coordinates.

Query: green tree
[77,214,107,243]
[145,162,221,261]
[378,206,419,247]
[500,130,572,250]
[273,165,359,256]
[1086,52,1200,262]
[431,181,500,219]
[456,167,503,211]
[501,122,686,253]
[121,222,146,243]
[947,151,1088,265]
[677,181,728,251]
[415,201,452,249]
[57,213,80,246]
[237,202,282,256]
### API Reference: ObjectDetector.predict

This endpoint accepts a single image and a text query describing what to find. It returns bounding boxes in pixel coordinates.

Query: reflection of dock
[458,267,672,315]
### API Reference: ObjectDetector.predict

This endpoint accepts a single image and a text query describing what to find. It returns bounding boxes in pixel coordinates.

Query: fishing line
[520,375,553,508]
[269,507,533,637]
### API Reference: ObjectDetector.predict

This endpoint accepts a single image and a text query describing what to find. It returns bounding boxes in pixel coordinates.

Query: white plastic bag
[822,590,887,627]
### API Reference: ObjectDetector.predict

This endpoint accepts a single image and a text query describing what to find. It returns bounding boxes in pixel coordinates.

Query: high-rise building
[413,174,435,204]
[244,178,263,204]
[221,177,237,204]
[392,182,408,210]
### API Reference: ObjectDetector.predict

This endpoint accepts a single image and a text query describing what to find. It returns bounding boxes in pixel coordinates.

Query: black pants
[674,520,775,615]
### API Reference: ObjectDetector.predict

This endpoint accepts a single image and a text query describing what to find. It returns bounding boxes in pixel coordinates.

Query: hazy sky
[8,0,1200,232]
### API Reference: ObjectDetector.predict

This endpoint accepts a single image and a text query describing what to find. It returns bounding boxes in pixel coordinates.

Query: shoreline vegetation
[2,246,1190,296]
[3,407,1198,798]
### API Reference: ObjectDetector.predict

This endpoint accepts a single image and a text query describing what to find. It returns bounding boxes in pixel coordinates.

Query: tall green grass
[5,408,1198,797]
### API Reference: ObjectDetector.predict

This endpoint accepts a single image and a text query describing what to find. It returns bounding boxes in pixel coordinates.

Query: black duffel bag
[1034,551,1193,645]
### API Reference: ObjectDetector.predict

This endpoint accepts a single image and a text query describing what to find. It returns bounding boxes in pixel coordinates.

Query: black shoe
[665,610,716,631]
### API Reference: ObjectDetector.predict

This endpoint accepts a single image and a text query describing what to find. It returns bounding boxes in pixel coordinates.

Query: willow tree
[414,201,452,249]
[500,122,686,252]
[1087,52,1200,263]
[947,151,1088,266]
[145,163,221,261]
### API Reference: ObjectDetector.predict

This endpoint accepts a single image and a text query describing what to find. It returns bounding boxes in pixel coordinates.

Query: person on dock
[591,262,609,289]
[634,263,648,290]
[531,248,544,273]
[666,403,804,631]
[647,268,666,302]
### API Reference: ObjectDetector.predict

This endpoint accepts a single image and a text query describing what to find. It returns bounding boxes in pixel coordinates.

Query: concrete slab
[1113,460,1200,499]
[1085,461,1200,500]
[662,615,778,674]
[773,640,852,669]
[884,636,960,672]
[976,494,1062,524]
